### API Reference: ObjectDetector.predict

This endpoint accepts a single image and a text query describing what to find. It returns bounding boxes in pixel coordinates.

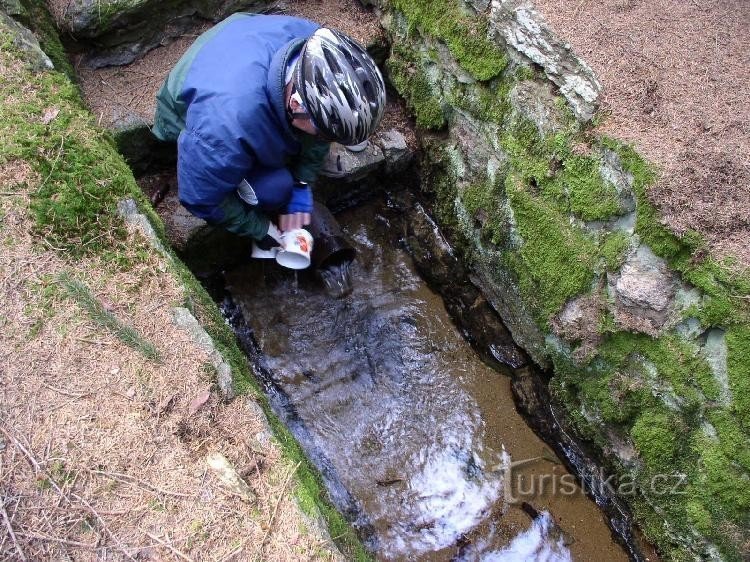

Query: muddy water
[225,203,627,561]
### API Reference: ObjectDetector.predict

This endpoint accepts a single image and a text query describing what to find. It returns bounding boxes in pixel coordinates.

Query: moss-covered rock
[379,0,750,558]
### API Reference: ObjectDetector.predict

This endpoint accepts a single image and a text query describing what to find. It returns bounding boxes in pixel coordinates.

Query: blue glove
[284,183,313,215]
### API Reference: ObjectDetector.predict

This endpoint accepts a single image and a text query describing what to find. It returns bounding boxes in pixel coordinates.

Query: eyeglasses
[287,85,317,128]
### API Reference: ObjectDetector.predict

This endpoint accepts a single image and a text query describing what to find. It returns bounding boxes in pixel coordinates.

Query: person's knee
[247,167,294,211]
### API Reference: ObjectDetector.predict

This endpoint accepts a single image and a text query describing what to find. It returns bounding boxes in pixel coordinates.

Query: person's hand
[280,182,312,231]
[255,222,283,250]
[279,212,311,231]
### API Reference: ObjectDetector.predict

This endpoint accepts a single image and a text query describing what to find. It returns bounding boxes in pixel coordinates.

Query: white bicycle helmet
[295,28,386,146]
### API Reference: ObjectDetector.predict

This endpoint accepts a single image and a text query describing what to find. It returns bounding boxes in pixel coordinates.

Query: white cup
[276,229,314,270]
[251,241,279,259]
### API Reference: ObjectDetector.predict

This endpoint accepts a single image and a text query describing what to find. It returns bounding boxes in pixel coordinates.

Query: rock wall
[370,0,750,560]
[49,0,267,66]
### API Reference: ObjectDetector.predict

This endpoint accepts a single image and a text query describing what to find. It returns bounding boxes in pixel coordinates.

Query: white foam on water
[397,446,502,554]
[484,511,572,562]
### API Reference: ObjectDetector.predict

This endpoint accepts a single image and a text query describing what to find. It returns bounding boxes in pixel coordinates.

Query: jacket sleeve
[177,128,270,240]
[290,134,331,184]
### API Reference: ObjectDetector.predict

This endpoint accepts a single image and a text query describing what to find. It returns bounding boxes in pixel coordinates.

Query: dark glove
[284,182,313,215]
[255,222,283,251]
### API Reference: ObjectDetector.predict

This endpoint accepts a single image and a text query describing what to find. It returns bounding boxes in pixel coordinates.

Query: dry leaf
[41,107,59,125]
[188,387,211,416]
[151,393,176,415]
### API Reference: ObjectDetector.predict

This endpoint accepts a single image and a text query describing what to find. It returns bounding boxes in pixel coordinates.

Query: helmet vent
[362,80,375,102]
[341,87,356,111]
[323,47,341,75]
[314,67,327,93]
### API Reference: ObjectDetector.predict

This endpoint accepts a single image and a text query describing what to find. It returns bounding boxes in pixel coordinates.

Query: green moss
[391,0,507,81]
[514,64,536,82]
[0,39,136,255]
[685,500,713,534]
[598,332,719,406]
[726,325,750,432]
[630,410,680,472]
[11,0,76,79]
[459,177,510,247]
[502,120,622,222]
[448,77,512,125]
[504,175,597,323]
[684,259,750,327]
[386,46,446,130]
[691,427,750,532]
[599,231,630,271]
[557,154,622,221]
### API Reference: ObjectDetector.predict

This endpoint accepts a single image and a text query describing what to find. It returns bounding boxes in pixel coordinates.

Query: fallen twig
[257,461,301,554]
[0,426,136,561]
[41,383,92,399]
[15,531,97,549]
[1,498,26,561]
[39,136,66,191]
[145,532,195,562]
[89,469,194,499]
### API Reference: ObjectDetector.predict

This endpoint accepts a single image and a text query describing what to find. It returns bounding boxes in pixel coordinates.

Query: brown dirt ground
[532,0,750,269]
[0,162,341,561]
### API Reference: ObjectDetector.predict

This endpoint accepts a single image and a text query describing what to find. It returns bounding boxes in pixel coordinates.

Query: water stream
[224,202,627,561]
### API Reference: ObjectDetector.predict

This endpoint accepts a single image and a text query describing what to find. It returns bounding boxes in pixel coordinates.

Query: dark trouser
[239,166,294,213]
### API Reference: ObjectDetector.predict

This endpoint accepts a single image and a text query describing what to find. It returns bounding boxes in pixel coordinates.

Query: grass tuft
[57,273,161,361]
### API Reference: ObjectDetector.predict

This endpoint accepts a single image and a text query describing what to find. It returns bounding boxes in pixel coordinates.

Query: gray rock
[171,306,235,400]
[319,141,385,181]
[451,110,506,179]
[117,198,166,252]
[472,263,550,368]
[407,202,459,287]
[0,10,53,71]
[58,0,270,67]
[551,293,604,363]
[469,0,491,12]
[160,193,208,252]
[373,128,413,175]
[702,328,731,406]
[600,148,636,214]
[608,245,677,335]
[0,0,23,17]
[509,78,566,136]
[489,0,601,121]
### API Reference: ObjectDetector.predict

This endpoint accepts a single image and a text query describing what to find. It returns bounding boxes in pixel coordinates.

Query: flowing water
[225,202,627,561]
[317,259,354,298]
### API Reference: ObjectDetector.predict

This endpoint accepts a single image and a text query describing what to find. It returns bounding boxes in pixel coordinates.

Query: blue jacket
[153,13,330,239]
